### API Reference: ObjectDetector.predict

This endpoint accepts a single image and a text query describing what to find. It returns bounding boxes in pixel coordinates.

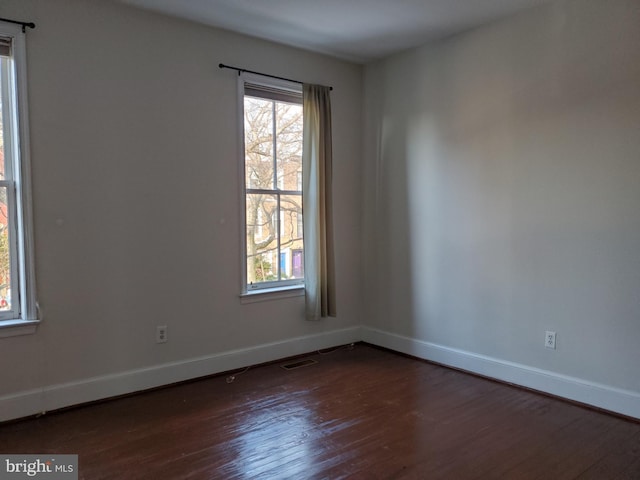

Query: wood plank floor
[1,343,639,479]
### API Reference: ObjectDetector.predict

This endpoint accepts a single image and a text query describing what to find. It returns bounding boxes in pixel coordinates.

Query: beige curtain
[302,84,336,320]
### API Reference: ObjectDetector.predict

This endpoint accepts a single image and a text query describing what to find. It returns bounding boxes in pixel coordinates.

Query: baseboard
[361,326,640,420]
[0,326,362,422]
[5,325,638,423]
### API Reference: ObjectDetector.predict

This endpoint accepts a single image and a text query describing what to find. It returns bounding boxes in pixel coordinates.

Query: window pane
[275,102,303,191]
[244,96,274,190]
[280,193,303,280]
[0,185,10,310]
[243,81,303,291]
[0,24,37,323]
[246,193,278,284]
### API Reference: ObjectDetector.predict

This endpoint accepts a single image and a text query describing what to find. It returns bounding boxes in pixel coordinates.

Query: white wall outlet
[545,331,556,349]
[156,325,168,344]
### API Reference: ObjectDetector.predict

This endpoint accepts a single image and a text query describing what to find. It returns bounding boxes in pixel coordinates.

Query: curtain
[302,84,336,320]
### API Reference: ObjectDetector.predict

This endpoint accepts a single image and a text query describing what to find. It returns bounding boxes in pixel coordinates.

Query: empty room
[0,0,639,478]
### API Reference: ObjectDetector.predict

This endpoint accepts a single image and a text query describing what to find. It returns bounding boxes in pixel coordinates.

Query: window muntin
[242,79,304,292]
[0,22,37,327]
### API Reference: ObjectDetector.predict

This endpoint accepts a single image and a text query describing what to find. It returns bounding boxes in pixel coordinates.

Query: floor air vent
[280,358,318,370]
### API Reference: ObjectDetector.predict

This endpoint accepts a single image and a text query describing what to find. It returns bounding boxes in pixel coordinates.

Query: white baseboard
[361,326,640,420]
[4,325,638,423]
[0,326,362,422]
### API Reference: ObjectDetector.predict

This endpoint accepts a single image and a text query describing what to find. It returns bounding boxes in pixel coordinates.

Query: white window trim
[239,284,304,304]
[238,72,304,298]
[0,21,39,335]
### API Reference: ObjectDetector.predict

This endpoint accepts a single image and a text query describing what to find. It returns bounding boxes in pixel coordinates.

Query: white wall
[0,0,362,420]
[362,0,640,418]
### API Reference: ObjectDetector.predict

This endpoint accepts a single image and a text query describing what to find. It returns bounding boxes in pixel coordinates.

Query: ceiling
[118,0,553,64]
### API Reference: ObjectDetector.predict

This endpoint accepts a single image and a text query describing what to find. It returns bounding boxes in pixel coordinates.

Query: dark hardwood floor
[1,343,639,479]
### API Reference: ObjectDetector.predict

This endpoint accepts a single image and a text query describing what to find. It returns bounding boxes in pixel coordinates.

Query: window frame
[0,20,38,335]
[238,73,305,297]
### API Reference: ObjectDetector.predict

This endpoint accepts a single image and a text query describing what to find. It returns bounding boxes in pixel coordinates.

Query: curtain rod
[219,63,332,91]
[0,17,36,33]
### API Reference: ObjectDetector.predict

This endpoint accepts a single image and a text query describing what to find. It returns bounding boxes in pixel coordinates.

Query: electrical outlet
[156,325,168,344]
[545,331,556,349]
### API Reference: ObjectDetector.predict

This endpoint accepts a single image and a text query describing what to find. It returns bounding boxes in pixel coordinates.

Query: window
[241,75,304,292]
[0,21,37,331]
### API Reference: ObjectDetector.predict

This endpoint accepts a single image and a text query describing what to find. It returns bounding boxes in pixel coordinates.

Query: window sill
[0,319,40,338]
[240,285,305,304]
